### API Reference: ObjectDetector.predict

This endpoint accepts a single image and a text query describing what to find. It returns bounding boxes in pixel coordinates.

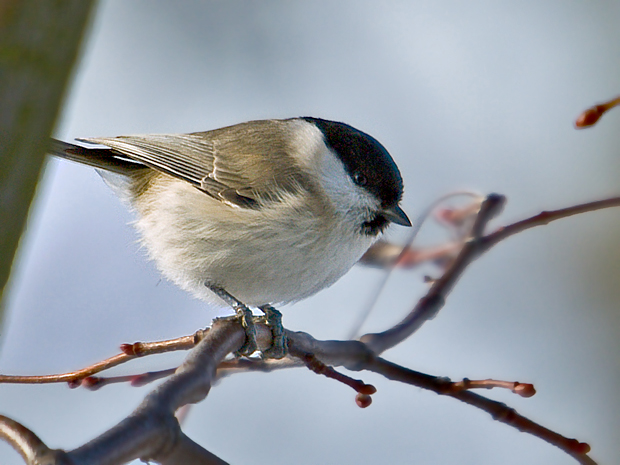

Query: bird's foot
[234,305,258,356]
[206,284,287,358]
[207,284,258,356]
[258,304,287,359]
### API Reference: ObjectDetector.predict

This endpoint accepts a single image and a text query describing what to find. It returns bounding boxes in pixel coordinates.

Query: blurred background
[1,1,619,463]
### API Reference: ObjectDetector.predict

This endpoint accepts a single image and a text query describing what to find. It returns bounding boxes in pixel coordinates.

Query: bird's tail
[48,139,144,175]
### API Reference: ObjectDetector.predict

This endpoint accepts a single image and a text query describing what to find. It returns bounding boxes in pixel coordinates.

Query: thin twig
[0,329,209,385]
[77,368,178,390]
[0,352,134,385]
[575,95,620,128]
[482,196,620,248]
[361,193,506,354]
[65,319,243,465]
[361,194,620,354]
[449,378,536,398]
[367,357,596,465]
[288,346,376,407]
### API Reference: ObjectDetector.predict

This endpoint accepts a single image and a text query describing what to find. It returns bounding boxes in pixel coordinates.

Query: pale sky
[1,1,619,464]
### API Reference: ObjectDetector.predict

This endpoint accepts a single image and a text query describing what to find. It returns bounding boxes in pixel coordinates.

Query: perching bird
[49,117,411,356]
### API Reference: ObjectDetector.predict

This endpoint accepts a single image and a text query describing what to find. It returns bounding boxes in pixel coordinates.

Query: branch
[0,0,96,321]
[1,193,617,464]
[0,415,71,465]
[64,319,243,464]
[0,328,209,386]
[366,357,595,465]
[575,95,620,128]
[0,319,598,464]
[483,196,620,247]
[361,194,620,354]
[361,193,506,354]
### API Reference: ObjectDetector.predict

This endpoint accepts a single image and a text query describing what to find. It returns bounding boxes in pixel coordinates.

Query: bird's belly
[133,180,374,307]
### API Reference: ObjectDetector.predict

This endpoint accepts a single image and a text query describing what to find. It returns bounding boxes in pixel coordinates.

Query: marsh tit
[50,117,411,356]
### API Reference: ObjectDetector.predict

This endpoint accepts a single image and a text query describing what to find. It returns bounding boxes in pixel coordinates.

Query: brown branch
[0,318,601,464]
[0,415,71,465]
[288,346,377,407]
[575,95,620,128]
[482,196,620,248]
[366,357,595,465]
[361,194,620,355]
[361,193,506,354]
[2,193,618,463]
[64,319,243,465]
[1,321,246,464]
[78,368,178,390]
[448,378,536,398]
[0,352,135,386]
[0,328,209,385]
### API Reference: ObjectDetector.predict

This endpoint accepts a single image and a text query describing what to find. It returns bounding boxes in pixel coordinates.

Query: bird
[49,117,411,357]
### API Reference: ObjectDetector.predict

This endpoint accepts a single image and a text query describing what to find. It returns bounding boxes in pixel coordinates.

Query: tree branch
[361,193,506,354]
[65,319,243,465]
[0,0,96,322]
[2,193,617,464]
[366,357,595,465]
[575,95,620,128]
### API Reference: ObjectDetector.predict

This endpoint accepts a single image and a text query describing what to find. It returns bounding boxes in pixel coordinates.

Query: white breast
[129,121,380,307]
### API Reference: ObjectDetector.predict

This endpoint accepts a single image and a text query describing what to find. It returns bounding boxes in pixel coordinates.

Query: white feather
[129,120,379,307]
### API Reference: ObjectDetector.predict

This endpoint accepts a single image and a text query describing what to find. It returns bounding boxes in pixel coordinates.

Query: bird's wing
[80,121,309,209]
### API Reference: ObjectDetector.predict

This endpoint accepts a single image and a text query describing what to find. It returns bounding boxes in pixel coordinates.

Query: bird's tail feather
[48,139,144,176]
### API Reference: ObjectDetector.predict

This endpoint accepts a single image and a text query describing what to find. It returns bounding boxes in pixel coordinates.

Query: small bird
[49,117,411,357]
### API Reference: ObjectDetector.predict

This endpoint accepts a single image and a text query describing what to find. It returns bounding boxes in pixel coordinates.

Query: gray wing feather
[78,134,215,187]
[78,120,311,208]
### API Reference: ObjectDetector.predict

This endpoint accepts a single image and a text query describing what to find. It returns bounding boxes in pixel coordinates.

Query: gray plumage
[49,118,409,307]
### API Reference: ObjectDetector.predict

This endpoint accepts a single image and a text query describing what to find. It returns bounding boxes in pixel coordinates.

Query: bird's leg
[258,304,287,359]
[206,284,257,356]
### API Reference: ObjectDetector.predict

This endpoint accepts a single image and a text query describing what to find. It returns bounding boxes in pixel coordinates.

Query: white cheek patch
[318,148,378,217]
[285,119,327,171]
[285,119,380,221]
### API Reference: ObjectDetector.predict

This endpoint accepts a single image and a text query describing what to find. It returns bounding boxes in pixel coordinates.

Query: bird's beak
[382,205,412,227]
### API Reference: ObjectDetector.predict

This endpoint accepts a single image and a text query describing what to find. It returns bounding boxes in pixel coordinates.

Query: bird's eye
[353,172,367,186]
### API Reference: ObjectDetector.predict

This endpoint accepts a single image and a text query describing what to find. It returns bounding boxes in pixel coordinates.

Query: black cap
[302,117,404,211]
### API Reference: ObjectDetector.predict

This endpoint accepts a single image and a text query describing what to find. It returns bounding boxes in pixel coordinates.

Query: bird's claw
[259,305,287,359]
[235,305,258,356]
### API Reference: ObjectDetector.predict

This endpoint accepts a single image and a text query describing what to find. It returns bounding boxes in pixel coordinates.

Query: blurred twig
[575,95,620,128]
[360,194,620,354]
[361,193,506,354]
